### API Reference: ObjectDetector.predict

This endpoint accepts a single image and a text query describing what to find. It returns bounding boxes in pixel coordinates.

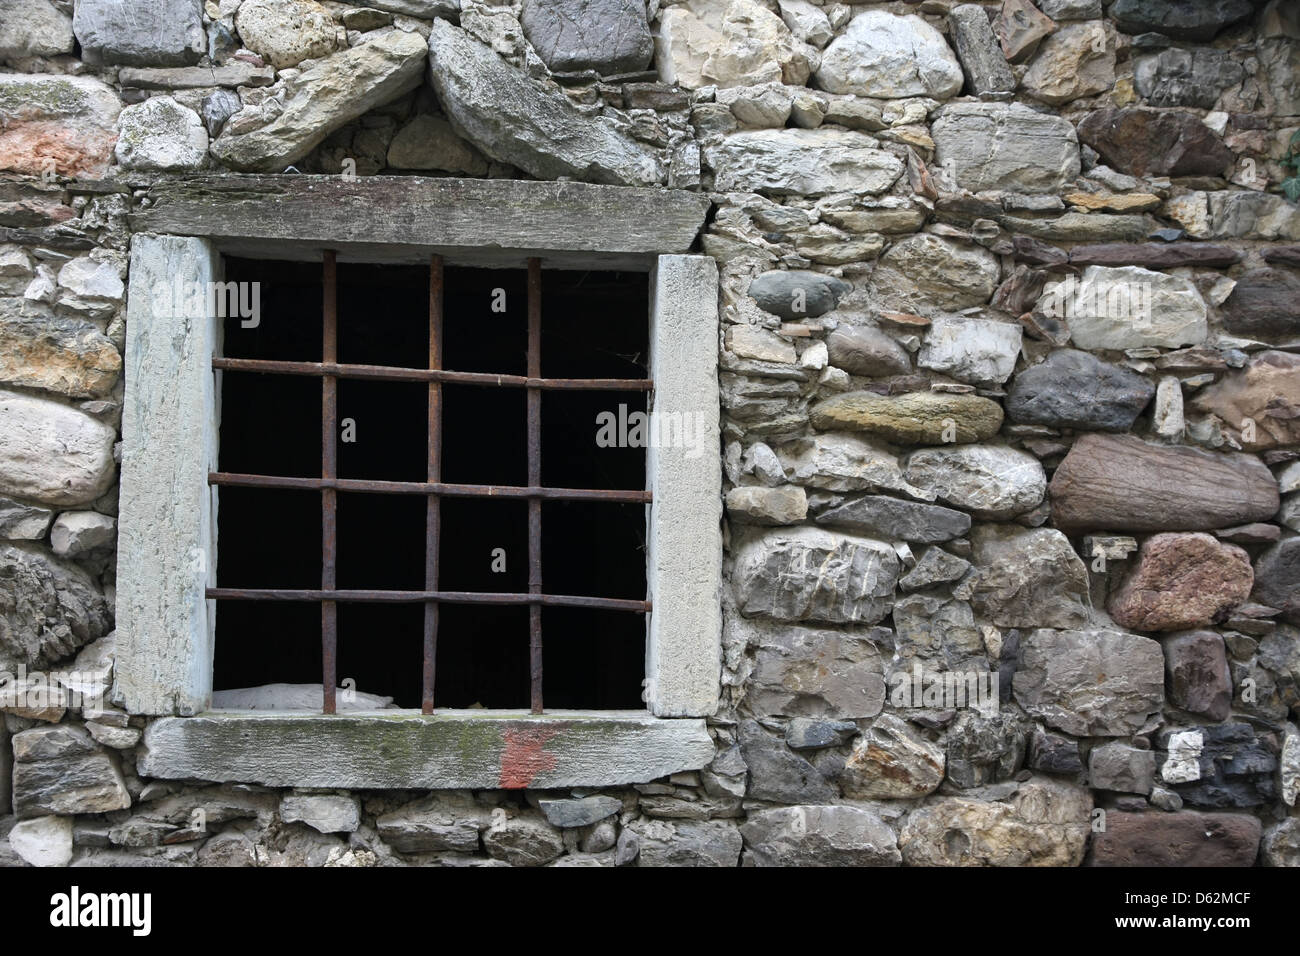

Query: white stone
[1161,730,1204,784]
[1283,725,1299,807]
[655,0,813,89]
[234,0,338,69]
[904,445,1047,519]
[777,0,832,48]
[725,324,796,363]
[9,815,73,867]
[799,339,828,370]
[57,257,124,304]
[918,316,1023,386]
[816,10,963,99]
[0,0,74,59]
[0,390,116,507]
[1153,376,1184,440]
[776,432,933,497]
[1041,266,1208,350]
[706,128,904,197]
[114,96,209,172]
[210,683,395,711]
[50,511,117,558]
[281,793,362,833]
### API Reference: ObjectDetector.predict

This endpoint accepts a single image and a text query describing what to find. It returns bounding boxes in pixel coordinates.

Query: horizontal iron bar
[206,588,651,613]
[212,357,652,391]
[209,472,652,503]
[209,472,652,502]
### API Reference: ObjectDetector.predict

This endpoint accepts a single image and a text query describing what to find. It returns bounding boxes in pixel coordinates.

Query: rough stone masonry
[1,0,1299,867]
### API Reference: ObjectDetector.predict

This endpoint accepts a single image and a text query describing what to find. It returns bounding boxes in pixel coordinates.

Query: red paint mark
[498,726,559,789]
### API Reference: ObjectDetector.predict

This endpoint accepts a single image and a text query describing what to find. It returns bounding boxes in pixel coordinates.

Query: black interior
[212,257,649,709]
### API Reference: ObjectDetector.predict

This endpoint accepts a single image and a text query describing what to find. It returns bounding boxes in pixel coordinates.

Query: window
[112,177,722,789]
[210,253,652,713]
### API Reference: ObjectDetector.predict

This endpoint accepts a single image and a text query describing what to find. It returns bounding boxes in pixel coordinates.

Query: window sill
[139,710,715,790]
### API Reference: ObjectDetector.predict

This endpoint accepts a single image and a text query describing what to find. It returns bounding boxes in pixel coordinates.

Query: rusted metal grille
[206,252,653,715]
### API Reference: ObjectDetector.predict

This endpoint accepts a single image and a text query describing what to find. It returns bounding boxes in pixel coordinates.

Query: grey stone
[841,713,945,799]
[212,31,428,172]
[738,719,835,804]
[968,525,1089,630]
[1005,349,1155,432]
[0,0,74,60]
[825,325,911,377]
[0,389,116,507]
[73,0,205,67]
[816,10,962,99]
[11,724,131,818]
[281,794,362,834]
[932,103,1081,194]
[1014,628,1165,737]
[1090,742,1156,794]
[1110,0,1254,41]
[949,4,1016,95]
[50,511,116,558]
[386,114,489,174]
[1021,21,1116,106]
[428,19,661,185]
[376,795,488,853]
[1037,0,1101,17]
[748,270,849,321]
[872,235,1000,310]
[892,592,986,670]
[725,485,807,525]
[1163,630,1233,721]
[117,63,277,90]
[706,128,904,197]
[0,543,111,671]
[627,819,742,867]
[775,433,923,495]
[816,495,970,543]
[903,445,1046,520]
[1253,538,1300,625]
[85,722,140,750]
[737,615,888,719]
[537,796,622,828]
[1156,723,1278,809]
[115,97,209,172]
[784,718,858,750]
[899,546,971,591]
[1261,818,1300,867]
[202,90,244,139]
[946,712,1027,789]
[776,0,832,49]
[0,497,53,541]
[483,813,565,866]
[900,778,1093,866]
[732,526,900,624]
[741,806,900,866]
[917,316,1022,386]
[1134,47,1246,108]
[520,0,652,75]
[1029,728,1083,774]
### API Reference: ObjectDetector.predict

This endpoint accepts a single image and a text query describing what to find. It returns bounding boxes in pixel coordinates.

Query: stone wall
[1,0,1299,867]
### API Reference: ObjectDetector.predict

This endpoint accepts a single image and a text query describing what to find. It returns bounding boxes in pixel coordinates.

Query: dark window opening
[212,258,649,710]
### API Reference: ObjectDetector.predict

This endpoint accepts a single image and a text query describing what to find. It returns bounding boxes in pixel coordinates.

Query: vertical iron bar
[321,250,339,715]
[423,256,444,714]
[527,258,543,714]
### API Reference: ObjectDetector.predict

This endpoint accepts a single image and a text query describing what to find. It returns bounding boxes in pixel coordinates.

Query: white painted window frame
[113,219,721,789]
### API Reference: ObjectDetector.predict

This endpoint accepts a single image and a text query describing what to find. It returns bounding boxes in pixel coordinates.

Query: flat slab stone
[140,712,714,790]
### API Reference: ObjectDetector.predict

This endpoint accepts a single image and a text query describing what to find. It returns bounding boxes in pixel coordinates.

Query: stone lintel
[128,176,711,267]
[140,711,715,790]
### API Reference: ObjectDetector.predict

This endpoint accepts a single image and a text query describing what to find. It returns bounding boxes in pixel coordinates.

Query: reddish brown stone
[1220,268,1300,339]
[1191,351,1300,452]
[1048,434,1279,533]
[1163,630,1232,720]
[1109,533,1253,632]
[1077,107,1234,178]
[1092,811,1261,866]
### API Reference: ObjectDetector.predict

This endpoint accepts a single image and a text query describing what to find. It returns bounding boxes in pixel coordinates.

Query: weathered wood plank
[140,711,715,789]
[129,175,711,266]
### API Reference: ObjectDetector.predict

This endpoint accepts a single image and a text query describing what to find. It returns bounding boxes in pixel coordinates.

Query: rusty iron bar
[321,250,339,715]
[205,587,651,613]
[423,255,443,714]
[528,257,543,714]
[211,357,651,392]
[208,471,651,502]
